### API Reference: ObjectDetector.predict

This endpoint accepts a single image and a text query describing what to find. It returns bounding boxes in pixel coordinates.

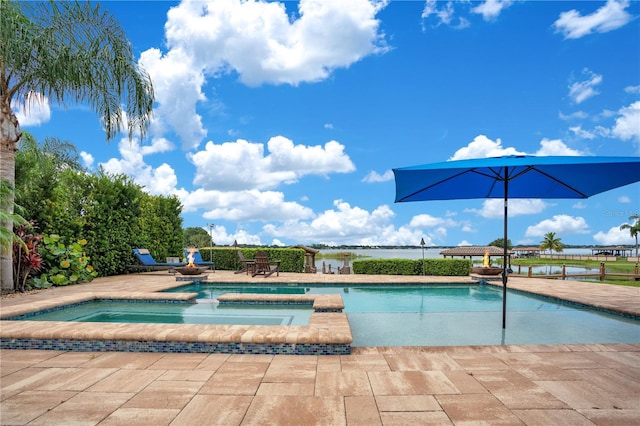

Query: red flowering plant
[12,222,44,292]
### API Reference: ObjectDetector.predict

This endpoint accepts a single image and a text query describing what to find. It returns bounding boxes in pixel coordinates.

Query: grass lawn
[510,257,639,287]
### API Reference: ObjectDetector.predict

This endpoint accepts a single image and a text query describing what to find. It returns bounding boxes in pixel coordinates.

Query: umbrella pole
[502,171,508,329]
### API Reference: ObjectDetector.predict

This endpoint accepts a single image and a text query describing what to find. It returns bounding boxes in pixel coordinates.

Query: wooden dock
[511,263,640,281]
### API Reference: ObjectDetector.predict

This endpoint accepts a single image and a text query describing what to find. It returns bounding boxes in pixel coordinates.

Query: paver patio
[1,271,639,425]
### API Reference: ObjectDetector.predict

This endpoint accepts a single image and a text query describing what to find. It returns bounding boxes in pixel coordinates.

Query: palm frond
[1,0,154,141]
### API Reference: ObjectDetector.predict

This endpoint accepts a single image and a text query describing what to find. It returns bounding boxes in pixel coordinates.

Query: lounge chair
[235,251,255,275]
[183,248,215,270]
[252,250,281,278]
[126,248,186,273]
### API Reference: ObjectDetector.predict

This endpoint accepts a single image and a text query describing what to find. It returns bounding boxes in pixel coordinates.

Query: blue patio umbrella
[393,155,640,328]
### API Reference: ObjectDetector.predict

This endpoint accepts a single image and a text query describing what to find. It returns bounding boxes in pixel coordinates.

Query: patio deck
[1,272,639,424]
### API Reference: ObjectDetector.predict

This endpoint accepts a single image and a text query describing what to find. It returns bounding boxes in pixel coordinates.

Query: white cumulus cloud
[472,0,514,21]
[612,101,640,143]
[185,188,315,222]
[593,226,636,245]
[625,85,640,94]
[449,135,583,160]
[256,204,456,245]
[100,137,181,195]
[263,200,398,246]
[525,215,590,237]
[409,214,456,228]
[11,93,51,127]
[139,0,389,149]
[80,152,94,169]
[568,69,602,104]
[467,199,549,219]
[189,136,355,191]
[553,0,632,39]
[422,0,513,28]
[449,135,524,160]
[535,138,585,156]
[362,169,394,183]
[139,48,207,150]
[422,0,468,28]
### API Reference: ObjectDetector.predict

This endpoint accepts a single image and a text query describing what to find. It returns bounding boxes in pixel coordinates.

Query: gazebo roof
[591,246,632,250]
[291,244,320,254]
[440,246,513,256]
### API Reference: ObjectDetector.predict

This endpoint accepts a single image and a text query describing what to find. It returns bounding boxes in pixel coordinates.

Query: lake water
[316,248,595,273]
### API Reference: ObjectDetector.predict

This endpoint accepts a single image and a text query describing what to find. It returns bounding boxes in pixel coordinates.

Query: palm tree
[620,214,640,257]
[0,0,154,291]
[0,180,26,250]
[539,232,563,255]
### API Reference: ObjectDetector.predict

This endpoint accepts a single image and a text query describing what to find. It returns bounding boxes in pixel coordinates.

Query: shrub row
[197,247,306,273]
[352,258,471,276]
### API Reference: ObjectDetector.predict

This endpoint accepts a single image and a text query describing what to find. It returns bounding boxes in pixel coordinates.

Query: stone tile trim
[216,293,345,311]
[1,338,351,355]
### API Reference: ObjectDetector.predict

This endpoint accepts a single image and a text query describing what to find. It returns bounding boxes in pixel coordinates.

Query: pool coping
[0,290,353,355]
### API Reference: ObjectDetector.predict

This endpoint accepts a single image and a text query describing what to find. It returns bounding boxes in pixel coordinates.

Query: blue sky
[16,0,640,247]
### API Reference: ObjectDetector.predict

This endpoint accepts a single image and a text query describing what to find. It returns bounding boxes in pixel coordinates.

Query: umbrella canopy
[393,155,640,328]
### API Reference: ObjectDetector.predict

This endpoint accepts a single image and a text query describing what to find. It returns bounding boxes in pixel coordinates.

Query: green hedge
[196,247,306,273]
[352,258,471,276]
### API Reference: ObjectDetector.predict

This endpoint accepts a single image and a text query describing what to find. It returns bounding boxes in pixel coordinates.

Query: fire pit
[471,251,503,275]
[176,247,209,275]
[471,267,503,276]
[176,266,208,275]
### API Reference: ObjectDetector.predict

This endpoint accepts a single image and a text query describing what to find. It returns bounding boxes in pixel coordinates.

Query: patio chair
[252,250,281,278]
[126,248,186,273]
[183,248,215,270]
[235,251,255,275]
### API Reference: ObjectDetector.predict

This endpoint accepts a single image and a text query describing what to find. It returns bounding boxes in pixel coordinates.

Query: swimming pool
[15,299,313,326]
[166,283,640,346]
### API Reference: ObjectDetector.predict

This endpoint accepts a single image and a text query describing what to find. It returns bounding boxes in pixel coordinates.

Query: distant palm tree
[539,232,563,255]
[0,1,154,291]
[620,214,640,257]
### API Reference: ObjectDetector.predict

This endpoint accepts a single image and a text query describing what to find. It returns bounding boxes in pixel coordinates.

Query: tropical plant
[32,234,97,287]
[539,232,563,255]
[0,0,154,290]
[14,146,185,278]
[14,133,85,234]
[619,214,640,257]
[12,221,43,292]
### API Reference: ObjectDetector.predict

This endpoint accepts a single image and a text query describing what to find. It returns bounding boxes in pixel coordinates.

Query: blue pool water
[20,300,312,326]
[166,283,640,346]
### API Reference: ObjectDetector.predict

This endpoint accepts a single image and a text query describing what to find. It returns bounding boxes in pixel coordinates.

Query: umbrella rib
[529,168,589,197]
[399,162,592,202]
[473,167,505,197]
[397,169,474,201]
[482,166,589,198]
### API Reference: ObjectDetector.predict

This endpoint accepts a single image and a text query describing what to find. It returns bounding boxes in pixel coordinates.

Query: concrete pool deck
[1,272,639,424]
